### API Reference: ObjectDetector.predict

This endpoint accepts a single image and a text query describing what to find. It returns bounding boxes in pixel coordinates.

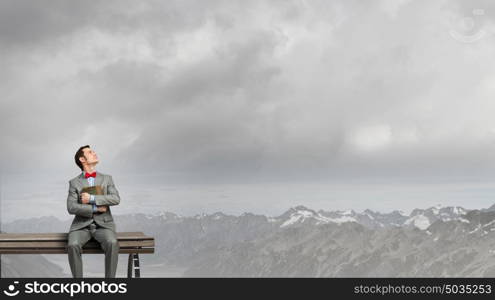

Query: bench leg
[134,253,141,278]
[127,254,133,278]
[127,253,141,278]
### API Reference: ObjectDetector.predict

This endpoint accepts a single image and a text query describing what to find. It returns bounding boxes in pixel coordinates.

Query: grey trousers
[67,221,119,278]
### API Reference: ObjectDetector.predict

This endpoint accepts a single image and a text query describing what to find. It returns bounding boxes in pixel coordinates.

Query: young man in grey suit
[67,145,120,278]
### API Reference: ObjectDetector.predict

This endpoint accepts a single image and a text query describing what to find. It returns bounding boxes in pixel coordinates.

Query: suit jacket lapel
[95,172,103,187]
[78,172,92,189]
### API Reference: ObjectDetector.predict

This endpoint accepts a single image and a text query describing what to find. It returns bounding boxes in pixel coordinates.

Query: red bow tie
[84,172,96,178]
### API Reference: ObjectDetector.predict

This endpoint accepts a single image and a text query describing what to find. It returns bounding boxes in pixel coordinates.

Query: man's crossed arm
[67,176,120,217]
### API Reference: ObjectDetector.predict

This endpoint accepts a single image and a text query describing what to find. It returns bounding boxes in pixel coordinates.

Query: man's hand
[97,206,108,213]
[80,192,91,204]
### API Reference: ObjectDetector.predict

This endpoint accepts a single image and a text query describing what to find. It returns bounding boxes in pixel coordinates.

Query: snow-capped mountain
[1,203,492,277]
[274,205,348,227]
[403,205,469,230]
[263,204,470,230]
[183,209,495,277]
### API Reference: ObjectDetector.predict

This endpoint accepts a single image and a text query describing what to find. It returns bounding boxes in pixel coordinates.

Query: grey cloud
[2,0,495,188]
[0,0,102,48]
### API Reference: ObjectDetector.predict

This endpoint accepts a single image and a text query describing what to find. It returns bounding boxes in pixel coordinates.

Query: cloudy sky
[2,0,495,222]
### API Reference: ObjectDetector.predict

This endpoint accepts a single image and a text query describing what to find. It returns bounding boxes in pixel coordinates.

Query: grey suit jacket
[67,172,120,233]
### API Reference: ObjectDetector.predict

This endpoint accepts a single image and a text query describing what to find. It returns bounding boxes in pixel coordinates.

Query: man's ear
[79,156,86,164]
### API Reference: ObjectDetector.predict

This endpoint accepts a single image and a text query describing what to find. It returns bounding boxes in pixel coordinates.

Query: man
[67,145,120,278]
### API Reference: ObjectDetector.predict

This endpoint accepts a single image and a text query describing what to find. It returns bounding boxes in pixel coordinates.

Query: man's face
[81,148,99,166]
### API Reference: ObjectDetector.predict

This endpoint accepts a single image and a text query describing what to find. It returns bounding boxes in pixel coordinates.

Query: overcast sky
[2,0,495,221]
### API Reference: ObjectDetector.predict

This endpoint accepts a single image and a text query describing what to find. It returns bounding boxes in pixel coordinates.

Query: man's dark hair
[75,145,90,171]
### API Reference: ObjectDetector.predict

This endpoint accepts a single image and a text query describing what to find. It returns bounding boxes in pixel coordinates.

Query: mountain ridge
[3,203,495,277]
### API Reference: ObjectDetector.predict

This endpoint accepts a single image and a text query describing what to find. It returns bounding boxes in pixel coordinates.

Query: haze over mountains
[3,203,495,277]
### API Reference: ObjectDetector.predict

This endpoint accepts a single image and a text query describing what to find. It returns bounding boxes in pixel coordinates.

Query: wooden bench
[0,232,155,278]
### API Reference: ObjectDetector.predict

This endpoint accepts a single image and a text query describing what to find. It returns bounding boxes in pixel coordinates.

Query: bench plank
[0,240,155,248]
[0,232,155,255]
[0,232,152,242]
[0,248,155,254]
